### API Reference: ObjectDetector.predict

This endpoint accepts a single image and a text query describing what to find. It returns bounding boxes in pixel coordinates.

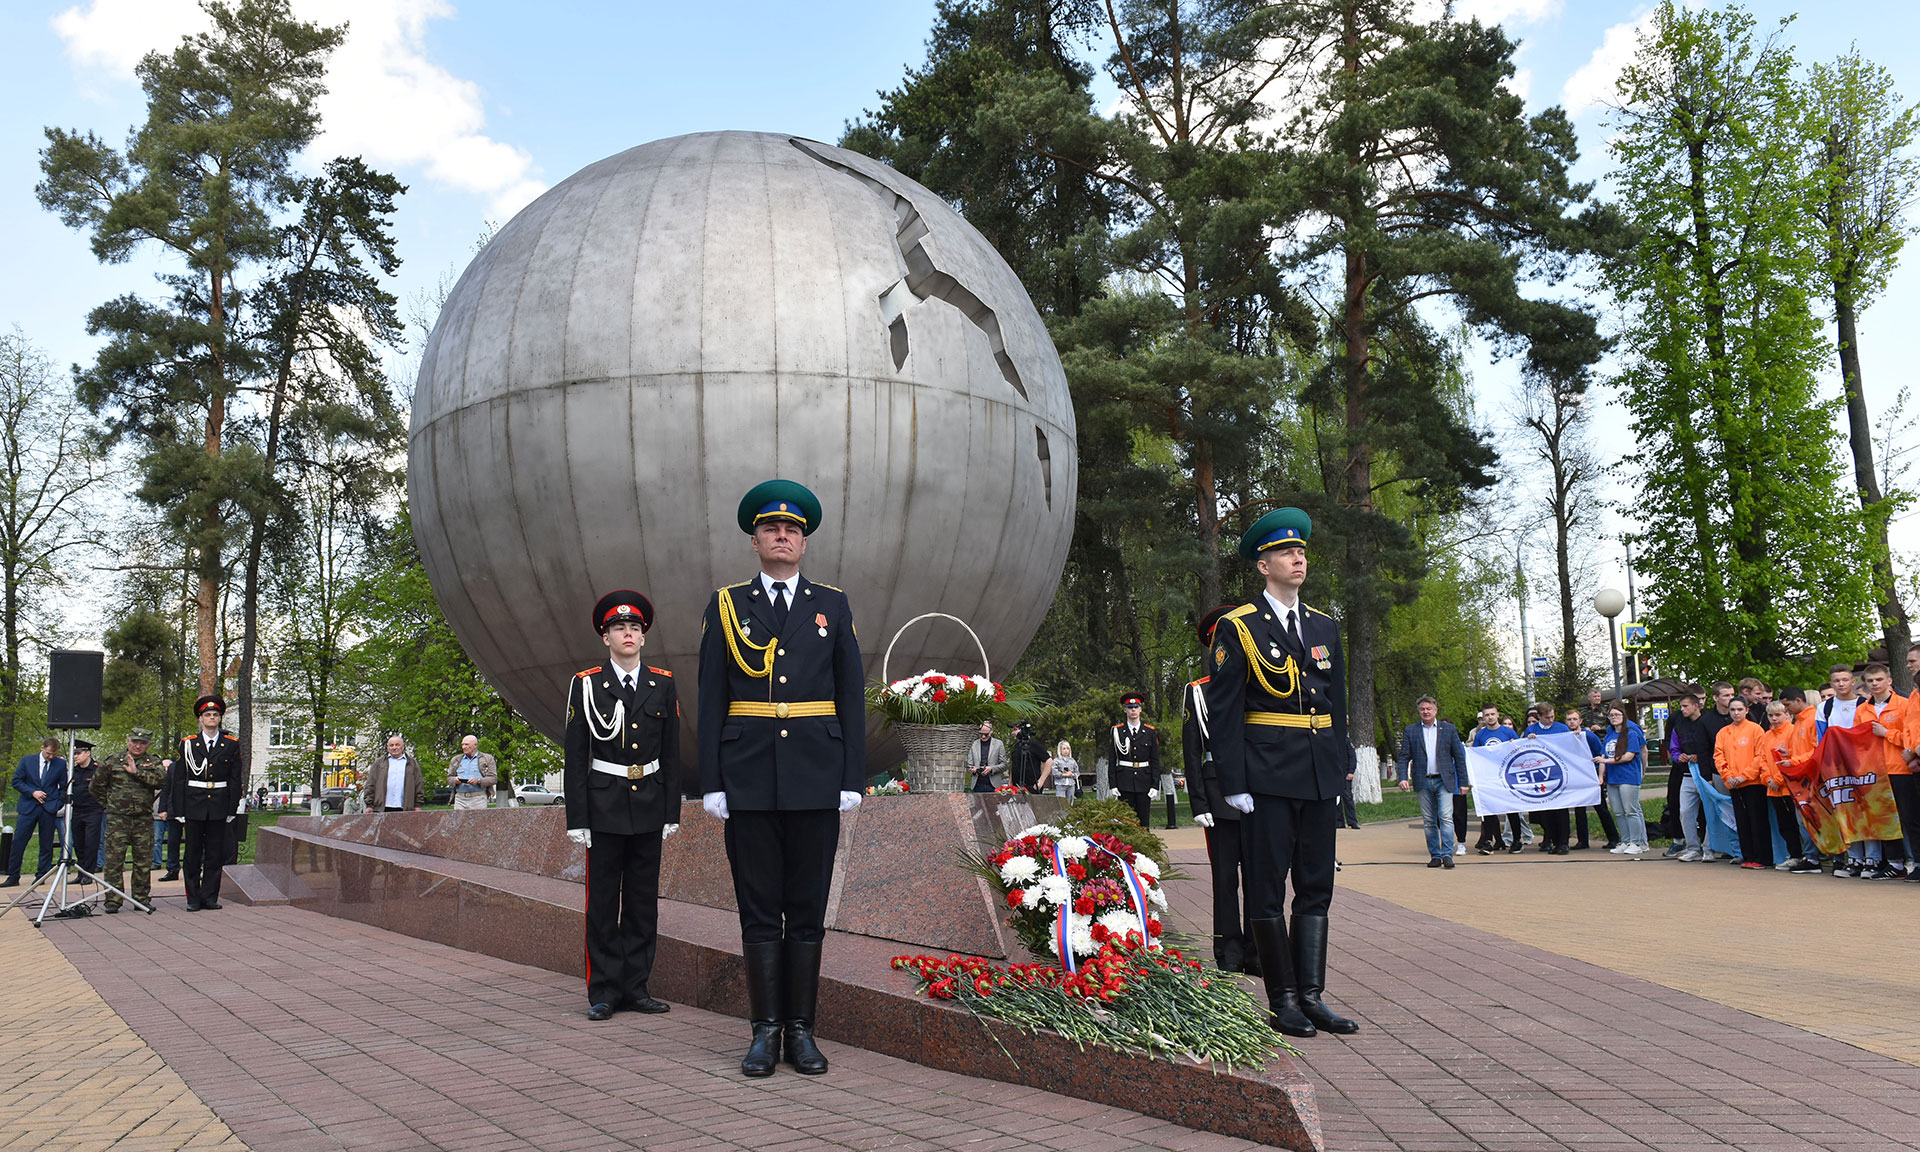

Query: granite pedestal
[244,797,1321,1149]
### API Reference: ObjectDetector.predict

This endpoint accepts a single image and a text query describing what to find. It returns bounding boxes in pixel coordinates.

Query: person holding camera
[965,720,1006,793]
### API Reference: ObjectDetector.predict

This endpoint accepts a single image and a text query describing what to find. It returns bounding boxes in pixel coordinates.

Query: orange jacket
[1713,719,1767,787]
[1759,718,1797,797]
[1867,693,1910,775]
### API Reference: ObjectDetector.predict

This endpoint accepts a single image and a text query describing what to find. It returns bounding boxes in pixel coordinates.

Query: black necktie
[1283,608,1301,650]
[771,581,790,629]
[620,672,636,701]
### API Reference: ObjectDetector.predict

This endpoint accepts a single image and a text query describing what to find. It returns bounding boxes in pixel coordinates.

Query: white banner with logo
[1466,732,1602,815]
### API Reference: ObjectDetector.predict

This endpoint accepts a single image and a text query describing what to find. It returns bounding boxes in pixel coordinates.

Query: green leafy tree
[1606,3,1874,683]
[1804,48,1920,688]
[35,0,345,698]
[356,508,560,792]
[0,330,106,760]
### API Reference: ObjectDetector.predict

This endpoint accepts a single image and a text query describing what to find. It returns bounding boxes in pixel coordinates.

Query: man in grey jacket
[365,735,426,812]
[965,720,1006,793]
[449,735,498,810]
[1395,696,1469,867]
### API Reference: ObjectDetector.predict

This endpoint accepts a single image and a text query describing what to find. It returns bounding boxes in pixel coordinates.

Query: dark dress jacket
[1108,722,1161,793]
[697,574,866,810]
[170,732,243,820]
[564,663,682,836]
[1182,677,1238,823]
[1204,598,1349,801]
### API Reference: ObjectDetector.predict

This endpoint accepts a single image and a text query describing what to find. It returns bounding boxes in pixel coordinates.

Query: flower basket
[870,612,1043,792]
[895,723,978,793]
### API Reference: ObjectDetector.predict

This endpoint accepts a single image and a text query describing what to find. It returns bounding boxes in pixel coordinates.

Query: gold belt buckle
[627,764,645,780]
[775,702,790,719]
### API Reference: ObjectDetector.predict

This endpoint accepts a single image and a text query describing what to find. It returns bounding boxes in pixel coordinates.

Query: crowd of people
[1394,653,1920,879]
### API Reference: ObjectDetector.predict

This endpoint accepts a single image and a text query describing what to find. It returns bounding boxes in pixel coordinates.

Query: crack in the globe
[791,138,1029,399]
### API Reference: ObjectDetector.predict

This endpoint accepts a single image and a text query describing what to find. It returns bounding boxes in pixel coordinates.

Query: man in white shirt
[362,735,424,812]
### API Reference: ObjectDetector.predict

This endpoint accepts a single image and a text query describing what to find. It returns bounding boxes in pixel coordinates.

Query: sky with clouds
[6,0,1920,662]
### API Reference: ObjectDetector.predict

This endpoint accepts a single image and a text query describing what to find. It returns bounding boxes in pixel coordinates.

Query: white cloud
[1563,11,1656,115]
[1414,0,1562,26]
[51,0,545,218]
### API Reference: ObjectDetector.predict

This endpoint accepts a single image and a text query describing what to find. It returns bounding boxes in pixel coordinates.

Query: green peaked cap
[737,479,822,536]
[1237,507,1312,561]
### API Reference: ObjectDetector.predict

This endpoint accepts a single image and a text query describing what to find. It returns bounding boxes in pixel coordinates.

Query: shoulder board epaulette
[576,666,602,678]
[1188,676,1210,688]
[810,581,845,593]
[222,734,237,742]
[1224,604,1257,619]
[1143,723,1156,730]
[1113,723,1124,730]
[1304,604,1330,618]
[647,666,672,677]
[721,581,752,592]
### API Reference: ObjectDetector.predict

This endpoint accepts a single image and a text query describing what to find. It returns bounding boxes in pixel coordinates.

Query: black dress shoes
[185,901,202,911]
[586,1002,616,1021]
[628,996,670,1014]
[162,871,179,881]
[1442,857,1455,869]
[0,877,17,888]
[1427,858,1444,868]
[201,899,222,910]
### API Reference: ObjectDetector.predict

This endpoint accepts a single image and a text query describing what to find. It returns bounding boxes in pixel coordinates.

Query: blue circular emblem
[1503,748,1566,801]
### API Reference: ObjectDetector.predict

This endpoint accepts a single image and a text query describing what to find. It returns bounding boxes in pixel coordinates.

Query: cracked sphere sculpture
[409,131,1078,759]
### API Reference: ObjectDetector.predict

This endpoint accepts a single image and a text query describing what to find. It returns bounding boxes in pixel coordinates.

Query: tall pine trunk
[1834,283,1914,687]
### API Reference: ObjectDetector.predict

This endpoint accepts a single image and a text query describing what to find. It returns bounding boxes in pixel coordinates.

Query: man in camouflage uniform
[92,728,168,913]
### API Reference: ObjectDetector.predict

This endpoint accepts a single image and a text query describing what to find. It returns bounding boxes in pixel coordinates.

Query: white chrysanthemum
[1055,835,1090,859]
[999,856,1041,884]
[1036,875,1071,907]
[1131,855,1161,881]
[1096,909,1139,936]
[1021,886,1045,910]
[1013,823,1062,841]
[1068,915,1097,957]
[1146,885,1168,910]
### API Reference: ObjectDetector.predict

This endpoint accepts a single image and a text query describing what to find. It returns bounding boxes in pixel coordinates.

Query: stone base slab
[252,818,1321,1150]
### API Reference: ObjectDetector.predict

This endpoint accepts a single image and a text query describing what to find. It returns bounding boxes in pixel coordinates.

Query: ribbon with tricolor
[1052,839,1154,971]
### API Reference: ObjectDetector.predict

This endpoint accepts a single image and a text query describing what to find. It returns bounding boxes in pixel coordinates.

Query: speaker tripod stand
[0,735,152,925]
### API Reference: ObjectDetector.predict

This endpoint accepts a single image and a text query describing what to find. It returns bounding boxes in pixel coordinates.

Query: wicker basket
[883,612,993,794]
[896,723,980,793]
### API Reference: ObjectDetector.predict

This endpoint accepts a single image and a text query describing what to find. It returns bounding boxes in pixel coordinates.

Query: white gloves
[702,791,729,820]
[175,816,186,823]
[839,790,862,812]
[1194,812,1215,828]
[1148,788,1161,801]
[566,828,591,847]
[226,815,235,823]
[661,823,678,838]
[1225,793,1255,813]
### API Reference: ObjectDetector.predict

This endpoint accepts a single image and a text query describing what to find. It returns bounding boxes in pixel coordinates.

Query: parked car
[515,784,564,805]
[319,787,355,814]
[425,785,453,806]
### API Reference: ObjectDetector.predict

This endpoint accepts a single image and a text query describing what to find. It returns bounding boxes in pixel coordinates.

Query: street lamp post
[1594,589,1627,705]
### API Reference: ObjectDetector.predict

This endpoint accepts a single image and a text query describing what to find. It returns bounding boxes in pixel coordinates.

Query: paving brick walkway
[40,904,1265,1152]
[26,824,1920,1152]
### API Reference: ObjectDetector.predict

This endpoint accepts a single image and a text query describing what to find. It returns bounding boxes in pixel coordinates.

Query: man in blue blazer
[5,737,68,885]
[1395,698,1469,867]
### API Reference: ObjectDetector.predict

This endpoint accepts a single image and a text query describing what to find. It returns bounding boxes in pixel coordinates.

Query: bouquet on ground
[891,929,1286,1066]
[868,670,1043,727]
[977,823,1167,962]
[865,777,910,796]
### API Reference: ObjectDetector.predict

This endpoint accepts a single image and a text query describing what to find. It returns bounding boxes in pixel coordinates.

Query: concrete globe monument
[409,131,1078,755]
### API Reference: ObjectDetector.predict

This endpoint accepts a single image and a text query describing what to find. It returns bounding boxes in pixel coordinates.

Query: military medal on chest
[1311,644,1331,669]
[815,612,828,637]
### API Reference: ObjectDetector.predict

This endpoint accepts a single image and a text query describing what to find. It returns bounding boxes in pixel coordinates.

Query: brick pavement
[41,904,1268,1152]
[1169,823,1920,1151]
[0,889,245,1152]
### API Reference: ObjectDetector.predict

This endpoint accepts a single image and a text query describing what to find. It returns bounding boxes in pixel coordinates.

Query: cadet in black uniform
[564,589,681,1021]
[698,480,865,1079]
[1108,694,1161,827]
[1184,605,1261,976]
[172,695,243,911]
[1206,508,1360,1039]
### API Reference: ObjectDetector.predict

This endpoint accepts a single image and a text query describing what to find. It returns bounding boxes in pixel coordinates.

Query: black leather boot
[1291,915,1359,1035]
[739,941,783,1077]
[1248,918,1314,1038]
[1238,934,1263,978]
[782,939,829,1074]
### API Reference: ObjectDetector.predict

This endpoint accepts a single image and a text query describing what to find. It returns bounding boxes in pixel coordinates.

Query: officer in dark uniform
[1108,693,1160,827]
[565,589,681,1021]
[698,479,865,1078]
[171,695,243,910]
[68,739,103,875]
[1206,507,1360,1039]
[1184,605,1261,976]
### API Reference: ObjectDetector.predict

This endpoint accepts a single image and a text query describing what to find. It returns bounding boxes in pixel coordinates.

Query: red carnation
[1073,896,1096,916]
[1146,918,1162,936]
[925,674,946,685]
[1066,862,1087,881]
[1005,889,1026,908]
[930,688,948,703]
[1090,923,1110,943]
[992,851,1013,866]
[974,976,993,996]
[993,688,1007,702]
